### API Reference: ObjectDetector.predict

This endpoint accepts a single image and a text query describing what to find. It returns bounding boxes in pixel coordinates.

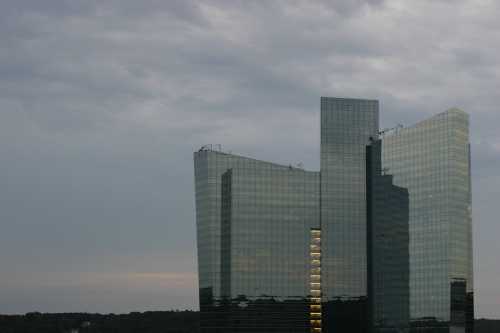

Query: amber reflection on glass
[310,228,322,333]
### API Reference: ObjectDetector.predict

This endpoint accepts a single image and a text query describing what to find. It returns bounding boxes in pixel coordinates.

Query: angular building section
[382,109,473,333]
[367,139,410,333]
[194,99,473,333]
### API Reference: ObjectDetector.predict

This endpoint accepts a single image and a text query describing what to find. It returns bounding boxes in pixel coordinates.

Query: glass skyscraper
[193,98,473,333]
[320,98,379,332]
[382,109,473,333]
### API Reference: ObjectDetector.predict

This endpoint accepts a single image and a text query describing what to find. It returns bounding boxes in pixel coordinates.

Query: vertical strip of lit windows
[310,228,322,333]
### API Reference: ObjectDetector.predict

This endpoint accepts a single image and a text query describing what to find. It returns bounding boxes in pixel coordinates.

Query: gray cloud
[0,0,499,317]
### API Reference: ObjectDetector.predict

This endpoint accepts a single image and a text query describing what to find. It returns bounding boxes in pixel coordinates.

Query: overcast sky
[1,0,499,318]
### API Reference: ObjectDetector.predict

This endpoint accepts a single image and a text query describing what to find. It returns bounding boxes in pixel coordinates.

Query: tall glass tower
[320,97,379,332]
[382,109,474,333]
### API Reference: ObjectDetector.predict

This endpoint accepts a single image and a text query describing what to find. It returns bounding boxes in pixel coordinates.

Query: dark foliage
[0,312,499,333]
[475,318,500,333]
[0,311,199,333]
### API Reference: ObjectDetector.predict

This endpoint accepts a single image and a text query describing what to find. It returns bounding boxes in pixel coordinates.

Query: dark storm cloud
[0,0,499,317]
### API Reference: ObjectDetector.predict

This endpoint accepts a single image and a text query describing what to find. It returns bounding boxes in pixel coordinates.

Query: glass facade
[367,139,410,333]
[320,97,379,332]
[194,99,473,333]
[382,109,474,333]
[194,149,319,332]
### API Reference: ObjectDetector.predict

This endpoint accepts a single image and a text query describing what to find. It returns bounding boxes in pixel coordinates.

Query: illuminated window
[310,228,322,332]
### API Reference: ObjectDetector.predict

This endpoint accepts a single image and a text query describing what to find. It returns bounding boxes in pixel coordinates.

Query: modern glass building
[320,97,379,332]
[194,150,320,332]
[193,98,473,333]
[382,109,474,333]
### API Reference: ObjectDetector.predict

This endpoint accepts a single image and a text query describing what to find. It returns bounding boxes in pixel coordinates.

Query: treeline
[0,311,199,333]
[0,312,499,333]
[476,318,500,333]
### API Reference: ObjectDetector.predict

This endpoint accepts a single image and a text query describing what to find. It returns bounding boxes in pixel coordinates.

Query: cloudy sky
[1,0,499,318]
